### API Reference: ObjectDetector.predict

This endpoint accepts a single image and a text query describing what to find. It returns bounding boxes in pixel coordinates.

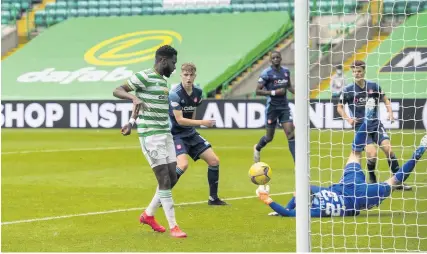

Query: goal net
[303,0,427,251]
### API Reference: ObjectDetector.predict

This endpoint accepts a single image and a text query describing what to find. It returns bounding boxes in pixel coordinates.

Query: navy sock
[256,136,268,151]
[176,167,184,180]
[288,138,296,162]
[367,159,377,183]
[388,154,400,174]
[208,165,219,200]
[394,146,426,183]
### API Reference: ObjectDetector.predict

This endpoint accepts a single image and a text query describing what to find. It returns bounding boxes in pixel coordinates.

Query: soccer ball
[248,162,272,185]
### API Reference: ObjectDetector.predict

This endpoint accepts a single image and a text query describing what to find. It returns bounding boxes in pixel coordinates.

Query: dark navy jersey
[258,66,291,109]
[168,83,203,138]
[339,81,384,131]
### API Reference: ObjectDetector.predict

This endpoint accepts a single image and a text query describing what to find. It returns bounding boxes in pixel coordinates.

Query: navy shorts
[354,123,390,148]
[173,133,212,161]
[265,107,293,128]
[331,162,391,210]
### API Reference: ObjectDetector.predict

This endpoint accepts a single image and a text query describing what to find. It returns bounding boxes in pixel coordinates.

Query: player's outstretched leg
[141,186,165,233]
[388,135,427,188]
[254,128,275,163]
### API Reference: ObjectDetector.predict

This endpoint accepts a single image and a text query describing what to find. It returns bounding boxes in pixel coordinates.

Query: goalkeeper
[257,98,427,217]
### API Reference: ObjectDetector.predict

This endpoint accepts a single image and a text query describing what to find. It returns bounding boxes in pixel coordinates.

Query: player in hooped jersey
[256,98,427,217]
[337,60,411,191]
[114,45,186,238]
[253,51,296,164]
[168,63,227,205]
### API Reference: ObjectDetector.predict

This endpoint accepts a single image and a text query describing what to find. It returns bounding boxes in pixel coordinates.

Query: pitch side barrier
[1,99,425,129]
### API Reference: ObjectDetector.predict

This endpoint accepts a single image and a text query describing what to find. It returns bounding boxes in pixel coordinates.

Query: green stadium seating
[68,8,78,17]
[120,0,131,8]
[2,3,11,10]
[120,7,131,15]
[98,1,109,9]
[152,6,165,14]
[109,7,120,16]
[130,6,141,15]
[152,0,162,7]
[88,7,98,15]
[254,3,267,12]
[77,8,88,16]
[109,0,120,8]
[98,7,109,16]
[87,1,98,8]
[67,1,77,9]
[131,0,142,8]
[2,11,12,24]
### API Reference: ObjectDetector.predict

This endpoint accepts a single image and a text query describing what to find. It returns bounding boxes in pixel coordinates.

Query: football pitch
[2,129,427,252]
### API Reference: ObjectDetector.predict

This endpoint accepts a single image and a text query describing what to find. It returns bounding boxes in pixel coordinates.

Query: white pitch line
[1,191,293,226]
[1,145,413,155]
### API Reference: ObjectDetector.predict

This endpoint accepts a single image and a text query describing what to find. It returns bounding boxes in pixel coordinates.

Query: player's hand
[388,113,395,123]
[256,185,273,205]
[275,88,285,96]
[132,97,146,111]
[201,119,216,128]
[121,123,132,136]
[347,118,358,126]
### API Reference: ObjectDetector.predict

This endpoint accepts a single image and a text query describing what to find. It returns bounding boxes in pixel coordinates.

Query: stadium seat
[232,4,244,12]
[87,1,98,9]
[2,3,11,10]
[68,8,78,17]
[45,15,55,26]
[142,0,153,7]
[265,2,279,11]
[67,1,78,9]
[152,6,165,14]
[120,0,131,8]
[88,8,98,16]
[21,0,30,10]
[130,6,141,15]
[56,8,67,17]
[131,0,142,8]
[98,1,109,9]
[120,7,131,15]
[141,7,153,14]
[109,7,120,16]
[98,8,109,16]
[77,8,88,16]
[109,0,120,9]
[77,1,88,9]
[54,2,65,9]
[34,11,45,26]
[152,0,162,7]
[45,2,55,10]
[254,3,267,12]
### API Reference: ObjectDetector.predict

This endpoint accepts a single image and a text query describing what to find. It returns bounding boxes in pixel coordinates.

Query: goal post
[298,0,427,252]
[294,0,311,252]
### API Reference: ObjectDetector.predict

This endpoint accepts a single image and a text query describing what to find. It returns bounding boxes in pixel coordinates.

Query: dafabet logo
[17,30,183,84]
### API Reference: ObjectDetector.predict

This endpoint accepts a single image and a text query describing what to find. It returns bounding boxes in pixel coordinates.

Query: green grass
[2,129,427,252]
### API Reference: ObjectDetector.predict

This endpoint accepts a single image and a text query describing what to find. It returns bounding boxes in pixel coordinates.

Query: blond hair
[181,63,197,74]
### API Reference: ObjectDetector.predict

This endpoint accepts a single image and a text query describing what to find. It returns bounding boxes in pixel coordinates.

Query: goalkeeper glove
[256,185,273,205]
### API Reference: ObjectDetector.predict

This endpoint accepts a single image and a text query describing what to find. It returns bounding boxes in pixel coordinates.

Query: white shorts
[139,133,177,168]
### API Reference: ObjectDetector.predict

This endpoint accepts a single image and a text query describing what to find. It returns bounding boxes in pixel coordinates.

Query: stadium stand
[33,0,363,28]
[1,0,42,25]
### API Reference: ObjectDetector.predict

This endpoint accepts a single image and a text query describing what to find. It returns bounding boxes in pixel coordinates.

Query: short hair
[181,63,196,73]
[336,64,343,70]
[155,45,177,61]
[270,50,281,56]
[351,60,366,70]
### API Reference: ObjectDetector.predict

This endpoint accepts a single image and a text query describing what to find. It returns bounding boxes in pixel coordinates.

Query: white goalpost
[294,0,311,252]
[295,0,427,252]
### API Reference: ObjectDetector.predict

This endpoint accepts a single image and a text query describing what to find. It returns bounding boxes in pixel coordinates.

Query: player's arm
[169,92,214,127]
[379,85,394,122]
[255,72,284,96]
[337,91,356,126]
[113,74,145,107]
[286,72,295,94]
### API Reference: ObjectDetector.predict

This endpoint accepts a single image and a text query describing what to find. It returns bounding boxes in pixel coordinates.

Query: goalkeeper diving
[257,98,427,217]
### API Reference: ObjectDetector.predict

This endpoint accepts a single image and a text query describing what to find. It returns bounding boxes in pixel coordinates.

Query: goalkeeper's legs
[386,135,427,187]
